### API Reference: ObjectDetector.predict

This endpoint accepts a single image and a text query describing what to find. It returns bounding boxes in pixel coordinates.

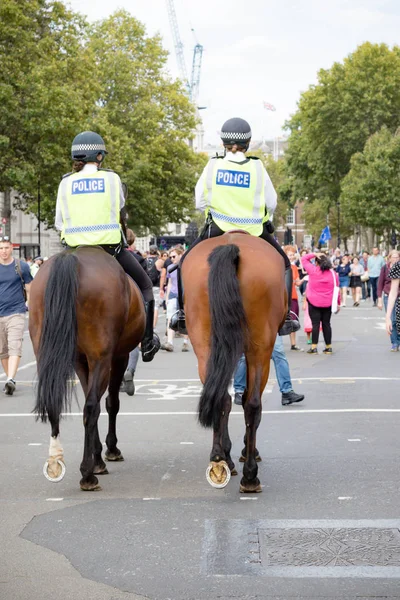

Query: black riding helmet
[220,117,252,150]
[71,131,108,163]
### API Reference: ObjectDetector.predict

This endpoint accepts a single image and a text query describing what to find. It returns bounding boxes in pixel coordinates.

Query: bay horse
[182,232,286,493]
[29,247,145,491]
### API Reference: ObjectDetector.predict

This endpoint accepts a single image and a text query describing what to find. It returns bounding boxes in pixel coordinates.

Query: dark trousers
[362,278,371,300]
[369,277,379,303]
[307,301,332,345]
[103,246,153,303]
[183,220,290,269]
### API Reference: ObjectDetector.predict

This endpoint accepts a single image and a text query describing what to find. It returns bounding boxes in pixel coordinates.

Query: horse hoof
[43,459,66,483]
[93,464,109,475]
[105,451,124,462]
[240,482,262,493]
[230,467,238,476]
[206,461,231,488]
[80,482,102,492]
[239,453,262,463]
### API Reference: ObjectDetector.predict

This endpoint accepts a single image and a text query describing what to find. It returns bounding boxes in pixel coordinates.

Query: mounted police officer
[170,117,300,336]
[54,131,160,362]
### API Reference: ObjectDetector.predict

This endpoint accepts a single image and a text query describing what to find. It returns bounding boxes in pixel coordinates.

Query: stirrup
[141,333,161,363]
[279,312,300,336]
[169,310,187,335]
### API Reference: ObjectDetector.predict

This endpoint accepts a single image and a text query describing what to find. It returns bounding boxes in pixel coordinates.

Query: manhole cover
[259,528,400,567]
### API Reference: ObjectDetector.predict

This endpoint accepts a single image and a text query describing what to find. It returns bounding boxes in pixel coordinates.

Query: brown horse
[29,247,145,491]
[182,233,286,493]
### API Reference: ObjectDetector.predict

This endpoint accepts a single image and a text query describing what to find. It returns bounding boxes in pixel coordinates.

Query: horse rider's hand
[377,298,383,311]
[386,316,393,335]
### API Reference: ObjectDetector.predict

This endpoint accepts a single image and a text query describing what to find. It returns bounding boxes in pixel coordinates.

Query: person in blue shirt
[335,255,351,307]
[367,247,386,307]
[0,236,32,395]
[233,335,304,407]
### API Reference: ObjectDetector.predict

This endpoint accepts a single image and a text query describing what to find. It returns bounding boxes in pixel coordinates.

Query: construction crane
[166,1,203,106]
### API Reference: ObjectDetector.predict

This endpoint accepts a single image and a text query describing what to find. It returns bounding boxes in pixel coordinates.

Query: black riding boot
[141,300,161,362]
[279,267,301,336]
[169,265,188,334]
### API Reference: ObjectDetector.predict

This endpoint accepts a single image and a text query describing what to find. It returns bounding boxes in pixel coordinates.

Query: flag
[318,226,331,245]
[263,101,276,111]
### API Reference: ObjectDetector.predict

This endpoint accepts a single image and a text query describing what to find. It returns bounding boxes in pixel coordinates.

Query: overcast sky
[66,0,400,146]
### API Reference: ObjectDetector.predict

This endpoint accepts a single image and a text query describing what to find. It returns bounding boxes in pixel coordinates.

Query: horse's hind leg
[207,392,233,486]
[105,355,128,462]
[240,363,265,493]
[80,360,110,491]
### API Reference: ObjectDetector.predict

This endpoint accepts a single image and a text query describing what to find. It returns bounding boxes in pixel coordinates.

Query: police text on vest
[71,178,105,194]
[216,170,251,188]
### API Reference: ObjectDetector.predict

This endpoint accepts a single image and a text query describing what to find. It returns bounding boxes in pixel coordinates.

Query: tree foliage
[341,126,400,236]
[0,3,207,233]
[284,42,400,234]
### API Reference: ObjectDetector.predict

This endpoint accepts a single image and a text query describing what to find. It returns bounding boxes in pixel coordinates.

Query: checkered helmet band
[71,143,106,152]
[220,118,252,144]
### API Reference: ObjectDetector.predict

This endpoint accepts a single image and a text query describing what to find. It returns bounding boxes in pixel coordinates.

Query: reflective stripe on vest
[204,158,267,235]
[60,171,121,246]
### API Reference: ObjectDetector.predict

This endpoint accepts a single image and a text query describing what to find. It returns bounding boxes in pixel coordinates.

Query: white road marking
[338,496,353,500]
[28,443,42,446]
[3,408,400,417]
[240,497,258,500]
[143,497,161,501]
[348,438,361,442]
[180,442,194,445]
[46,498,64,502]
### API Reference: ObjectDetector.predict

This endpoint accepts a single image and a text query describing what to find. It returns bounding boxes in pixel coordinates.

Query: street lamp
[337,201,341,248]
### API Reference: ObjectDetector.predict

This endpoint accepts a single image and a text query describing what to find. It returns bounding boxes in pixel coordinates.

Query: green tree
[340,126,400,243]
[0,0,97,229]
[284,42,400,235]
[87,10,207,234]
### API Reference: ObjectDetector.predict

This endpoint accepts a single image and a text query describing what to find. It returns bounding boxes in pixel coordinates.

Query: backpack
[146,256,160,286]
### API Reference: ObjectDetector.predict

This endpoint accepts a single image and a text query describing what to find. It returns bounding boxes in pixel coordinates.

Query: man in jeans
[0,236,32,395]
[233,335,305,406]
[368,247,385,307]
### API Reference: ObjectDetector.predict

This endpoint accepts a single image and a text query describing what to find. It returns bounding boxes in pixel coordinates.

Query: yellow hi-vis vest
[58,170,122,247]
[203,157,268,236]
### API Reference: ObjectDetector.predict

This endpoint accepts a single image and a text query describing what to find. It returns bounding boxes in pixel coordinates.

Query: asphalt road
[1,299,400,600]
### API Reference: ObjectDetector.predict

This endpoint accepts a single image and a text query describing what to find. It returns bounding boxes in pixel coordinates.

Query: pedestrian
[0,236,33,395]
[386,259,400,342]
[368,247,386,307]
[145,245,164,327]
[120,346,140,395]
[297,248,309,297]
[233,336,304,406]
[301,251,341,354]
[284,245,302,351]
[359,251,370,301]
[378,250,400,351]
[162,247,190,352]
[336,255,351,307]
[54,130,159,362]
[349,256,364,307]
[30,256,43,278]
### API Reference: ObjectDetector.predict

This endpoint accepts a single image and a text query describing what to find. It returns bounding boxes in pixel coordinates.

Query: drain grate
[259,527,400,567]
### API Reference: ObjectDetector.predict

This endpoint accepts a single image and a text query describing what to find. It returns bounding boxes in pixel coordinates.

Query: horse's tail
[34,252,79,423]
[198,244,249,429]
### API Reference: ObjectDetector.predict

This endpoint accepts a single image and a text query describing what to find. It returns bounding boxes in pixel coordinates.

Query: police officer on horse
[170,117,300,337]
[55,131,160,362]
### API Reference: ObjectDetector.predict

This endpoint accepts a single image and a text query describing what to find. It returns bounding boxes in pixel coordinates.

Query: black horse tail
[34,252,79,423]
[198,244,249,429]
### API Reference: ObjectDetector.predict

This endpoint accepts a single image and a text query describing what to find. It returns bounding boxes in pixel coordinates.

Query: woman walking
[336,255,351,307]
[349,256,364,307]
[301,252,340,354]
[386,259,400,343]
[379,250,400,351]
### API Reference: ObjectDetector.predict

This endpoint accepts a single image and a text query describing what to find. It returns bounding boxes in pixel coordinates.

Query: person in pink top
[301,252,341,354]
